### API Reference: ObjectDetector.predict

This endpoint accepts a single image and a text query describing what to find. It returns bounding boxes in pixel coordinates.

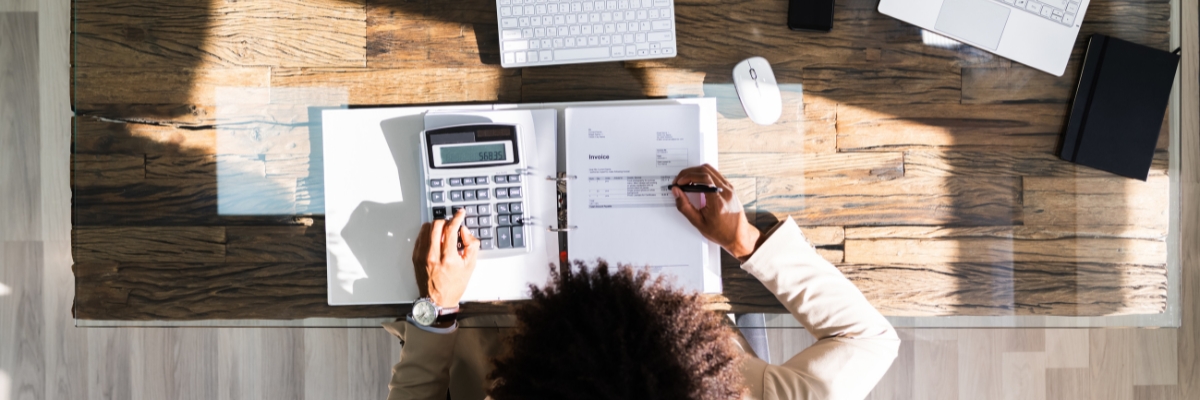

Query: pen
[667,183,723,193]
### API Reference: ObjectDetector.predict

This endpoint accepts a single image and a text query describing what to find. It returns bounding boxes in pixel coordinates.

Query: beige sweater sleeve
[382,320,458,400]
[739,217,901,400]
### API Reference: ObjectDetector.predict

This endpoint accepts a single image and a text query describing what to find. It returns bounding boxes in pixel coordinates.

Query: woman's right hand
[671,164,761,260]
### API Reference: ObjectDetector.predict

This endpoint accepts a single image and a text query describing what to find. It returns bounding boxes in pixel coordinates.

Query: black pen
[667,183,723,193]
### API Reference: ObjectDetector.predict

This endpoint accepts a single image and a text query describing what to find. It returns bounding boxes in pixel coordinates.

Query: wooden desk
[71,0,1174,321]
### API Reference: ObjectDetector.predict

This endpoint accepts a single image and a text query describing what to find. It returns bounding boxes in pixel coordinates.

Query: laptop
[879,0,1089,76]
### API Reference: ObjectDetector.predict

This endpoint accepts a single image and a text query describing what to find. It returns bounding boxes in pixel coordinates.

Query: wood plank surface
[271,67,520,105]
[1023,176,1170,228]
[720,152,903,179]
[836,103,1069,152]
[73,227,226,263]
[74,0,367,68]
[757,177,1021,226]
[845,226,1167,265]
[840,262,1167,316]
[905,150,1169,177]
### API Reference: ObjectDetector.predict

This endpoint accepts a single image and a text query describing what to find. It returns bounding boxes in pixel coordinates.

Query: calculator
[420,123,532,256]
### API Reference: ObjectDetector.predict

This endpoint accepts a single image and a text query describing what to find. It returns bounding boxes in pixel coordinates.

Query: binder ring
[548,225,577,232]
[546,175,577,181]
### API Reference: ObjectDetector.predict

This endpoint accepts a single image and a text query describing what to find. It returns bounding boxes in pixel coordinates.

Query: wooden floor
[4,0,1200,399]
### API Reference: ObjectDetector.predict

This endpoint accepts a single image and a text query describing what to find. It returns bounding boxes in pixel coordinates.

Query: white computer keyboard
[997,0,1083,26]
[497,0,677,68]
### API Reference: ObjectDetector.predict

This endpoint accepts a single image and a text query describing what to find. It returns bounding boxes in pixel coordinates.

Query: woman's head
[489,260,744,399]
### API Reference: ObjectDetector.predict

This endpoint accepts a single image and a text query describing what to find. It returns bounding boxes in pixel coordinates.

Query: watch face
[413,300,437,326]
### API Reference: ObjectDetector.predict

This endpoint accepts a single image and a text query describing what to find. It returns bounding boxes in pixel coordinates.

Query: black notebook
[1059,34,1180,181]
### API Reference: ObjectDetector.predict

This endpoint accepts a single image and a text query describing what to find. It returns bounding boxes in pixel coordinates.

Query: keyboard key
[508,187,522,198]
[554,47,610,60]
[498,214,512,226]
[1040,6,1052,16]
[636,33,646,42]
[449,190,463,202]
[497,227,513,248]
[477,189,490,200]
[465,217,479,228]
[502,6,512,16]
[480,239,494,250]
[519,17,530,26]
[429,179,444,187]
[430,191,445,203]
[479,215,493,226]
[540,51,553,61]
[588,36,599,46]
[1066,2,1078,11]
[516,52,527,62]
[497,203,510,213]
[504,52,515,64]
[510,202,523,213]
[502,18,518,28]
[505,40,529,51]
[512,226,526,247]
[449,178,462,186]
[662,47,673,54]
[1026,1,1041,12]
[463,190,476,201]
[647,31,671,42]
[612,46,625,56]
[1063,14,1074,24]
[478,204,491,214]
[432,207,447,220]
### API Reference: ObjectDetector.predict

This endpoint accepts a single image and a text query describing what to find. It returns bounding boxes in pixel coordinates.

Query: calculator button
[511,213,523,225]
[498,215,512,226]
[508,187,522,198]
[432,207,447,220]
[469,228,479,238]
[449,178,463,186]
[507,174,521,182]
[449,190,463,202]
[430,191,445,203]
[478,204,491,214]
[479,215,493,226]
[429,179,444,187]
[478,228,494,239]
[510,202,522,213]
[497,227,513,248]
[512,226,525,247]
[465,217,479,228]
[475,176,488,184]
[463,205,477,215]
[494,174,508,183]
[497,203,510,214]
[476,189,490,200]
[451,205,466,215]
[480,239,495,250]
[495,188,509,199]
[463,190,476,201]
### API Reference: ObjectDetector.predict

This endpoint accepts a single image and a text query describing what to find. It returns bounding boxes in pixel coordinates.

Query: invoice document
[564,104,720,292]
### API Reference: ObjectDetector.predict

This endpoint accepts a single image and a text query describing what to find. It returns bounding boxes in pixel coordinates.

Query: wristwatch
[410,297,459,327]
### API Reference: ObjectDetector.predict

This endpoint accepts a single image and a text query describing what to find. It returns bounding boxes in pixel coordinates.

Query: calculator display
[440,143,507,164]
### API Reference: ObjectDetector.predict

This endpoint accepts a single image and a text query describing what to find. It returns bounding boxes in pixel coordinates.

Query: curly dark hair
[488,260,744,399]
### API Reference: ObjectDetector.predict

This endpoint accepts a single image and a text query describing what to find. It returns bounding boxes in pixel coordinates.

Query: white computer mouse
[732,57,782,126]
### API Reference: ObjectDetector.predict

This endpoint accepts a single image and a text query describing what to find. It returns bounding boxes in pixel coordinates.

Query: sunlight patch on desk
[921,30,964,49]
[214,87,347,215]
[0,282,9,297]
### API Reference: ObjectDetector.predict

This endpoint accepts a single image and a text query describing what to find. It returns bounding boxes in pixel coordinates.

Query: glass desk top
[71,0,1183,328]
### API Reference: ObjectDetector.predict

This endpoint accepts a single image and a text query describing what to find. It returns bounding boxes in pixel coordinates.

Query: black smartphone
[787,0,835,32]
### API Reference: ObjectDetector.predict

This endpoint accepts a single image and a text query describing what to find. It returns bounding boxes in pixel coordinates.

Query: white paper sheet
[564,104,714,292]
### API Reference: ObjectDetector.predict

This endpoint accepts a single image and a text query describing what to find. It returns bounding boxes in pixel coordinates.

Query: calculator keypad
[429,174,527,251]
